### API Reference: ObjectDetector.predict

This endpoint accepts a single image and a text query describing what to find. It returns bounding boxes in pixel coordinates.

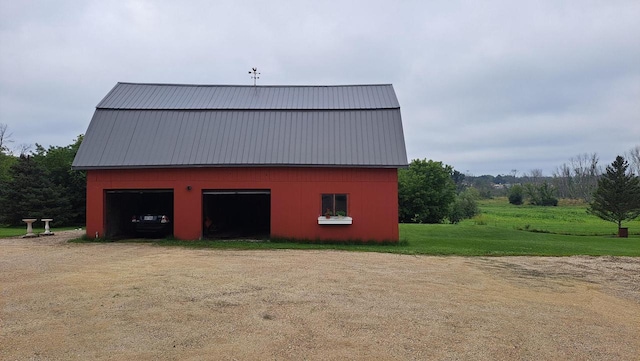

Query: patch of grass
[77,234,112,242]
[472,214,488,225]
[22,199,640,257]
[0,226,79,238]
[148,200,639,256]
[152,238,411,254]
[0,227,26,238]
[473,197,640,236]
[72,225,639,257]
[270,237,401,246]
[399,223,639,256]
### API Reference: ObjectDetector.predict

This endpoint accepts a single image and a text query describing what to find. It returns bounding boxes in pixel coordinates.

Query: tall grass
[466,197,640,236]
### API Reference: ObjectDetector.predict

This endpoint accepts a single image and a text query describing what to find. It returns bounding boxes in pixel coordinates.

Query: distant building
[73,83,408,241]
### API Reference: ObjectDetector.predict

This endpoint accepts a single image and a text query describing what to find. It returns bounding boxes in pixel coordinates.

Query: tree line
[0,123,85,226]
[461,147,640,203]
[399,147,640,234]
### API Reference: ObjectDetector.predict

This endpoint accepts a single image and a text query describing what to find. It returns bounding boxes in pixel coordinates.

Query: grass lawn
[142,223,638,256]
[396,198,638,256]
[150,198,639,256]
[398,223,639,256]
[0,226,79,238]
[11,198,640,256]
[113,224,638,257]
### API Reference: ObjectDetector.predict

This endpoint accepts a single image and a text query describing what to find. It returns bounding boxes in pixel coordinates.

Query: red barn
[72,83,408,241]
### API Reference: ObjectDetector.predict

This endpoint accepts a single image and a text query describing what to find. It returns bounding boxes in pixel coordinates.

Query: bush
[449,188,480,224]
[508,185,524,205]
[525,182,558,206]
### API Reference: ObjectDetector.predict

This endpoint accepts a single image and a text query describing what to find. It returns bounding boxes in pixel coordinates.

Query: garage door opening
[203,190,270,239]
[105,190,174,239]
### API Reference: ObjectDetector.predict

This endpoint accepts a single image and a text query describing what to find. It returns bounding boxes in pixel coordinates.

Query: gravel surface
[1,231,639,360]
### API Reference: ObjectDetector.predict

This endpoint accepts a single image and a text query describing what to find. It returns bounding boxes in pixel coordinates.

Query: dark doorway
[203,190,270,239]
[105,190,174,239]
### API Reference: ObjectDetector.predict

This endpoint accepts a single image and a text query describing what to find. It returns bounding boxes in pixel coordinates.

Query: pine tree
[588,156,640,236]
[0,155,72,226]
[32,135,86,225]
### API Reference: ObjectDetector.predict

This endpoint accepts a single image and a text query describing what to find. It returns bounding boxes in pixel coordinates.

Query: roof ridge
[97,82,401,110]
[117,82,393,88]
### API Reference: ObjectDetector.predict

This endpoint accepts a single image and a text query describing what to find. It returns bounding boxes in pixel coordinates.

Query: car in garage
[131,214,171,236]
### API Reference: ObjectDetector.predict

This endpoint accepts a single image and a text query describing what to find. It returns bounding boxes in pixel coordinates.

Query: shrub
[525,182,558,206]
[449,188,480,224]
[508,184,524,205]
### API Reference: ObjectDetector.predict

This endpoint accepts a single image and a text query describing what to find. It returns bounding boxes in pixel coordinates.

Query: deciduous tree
[0,123,13,154]
[552,153,600,201]
[448,187,480,224]
[398,159,456,223]
[627,145,640,176]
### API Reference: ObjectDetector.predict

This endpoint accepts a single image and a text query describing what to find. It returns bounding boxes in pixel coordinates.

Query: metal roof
[73,83,408,169]
[97,83,400,110]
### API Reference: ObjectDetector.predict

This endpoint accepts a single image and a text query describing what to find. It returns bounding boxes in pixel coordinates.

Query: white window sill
[317,216,353,225]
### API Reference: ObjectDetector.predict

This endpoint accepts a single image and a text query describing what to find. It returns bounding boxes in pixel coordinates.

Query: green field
[398,223,638,256]
[470,197,640,236]
[394,198,639,256]
[6,199,640,256]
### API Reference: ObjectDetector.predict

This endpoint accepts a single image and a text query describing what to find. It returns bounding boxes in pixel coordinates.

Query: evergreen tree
[0,152,17,183]
[32,135,85,224]
[588,156,640,234]
[0,155,72,226]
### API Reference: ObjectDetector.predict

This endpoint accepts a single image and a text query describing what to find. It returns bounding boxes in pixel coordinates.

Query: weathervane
[248,67,260,86]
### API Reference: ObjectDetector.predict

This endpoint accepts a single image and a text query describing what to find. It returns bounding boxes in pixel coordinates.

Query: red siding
[86,167,399,242]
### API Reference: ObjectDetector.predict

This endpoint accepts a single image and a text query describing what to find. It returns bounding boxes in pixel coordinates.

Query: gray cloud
[1,0,638,175]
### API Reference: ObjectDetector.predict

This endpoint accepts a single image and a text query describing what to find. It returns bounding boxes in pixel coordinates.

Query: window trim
[319,193,352,225]
[321,193,348,217]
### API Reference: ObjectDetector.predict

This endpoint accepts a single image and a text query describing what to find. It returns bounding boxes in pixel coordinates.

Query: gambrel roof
[72,83,408,169]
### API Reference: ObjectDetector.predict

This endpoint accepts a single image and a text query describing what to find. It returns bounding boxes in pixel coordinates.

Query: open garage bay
[105,190,174,239]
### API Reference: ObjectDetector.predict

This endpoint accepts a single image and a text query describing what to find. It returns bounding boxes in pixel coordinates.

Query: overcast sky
[1,0,638,175]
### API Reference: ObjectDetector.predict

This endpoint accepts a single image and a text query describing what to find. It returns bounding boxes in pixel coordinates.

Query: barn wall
[86,167,399,242]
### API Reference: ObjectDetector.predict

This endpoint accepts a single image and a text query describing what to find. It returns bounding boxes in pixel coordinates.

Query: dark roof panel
[74,83,408,169]
[96,83,400,110]
[73,109,407,169]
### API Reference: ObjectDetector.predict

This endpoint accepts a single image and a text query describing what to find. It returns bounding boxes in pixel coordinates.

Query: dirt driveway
[1,231,639,360]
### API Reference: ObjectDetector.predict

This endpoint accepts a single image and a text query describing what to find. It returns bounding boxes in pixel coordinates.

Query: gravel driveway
[1,231,639,360]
